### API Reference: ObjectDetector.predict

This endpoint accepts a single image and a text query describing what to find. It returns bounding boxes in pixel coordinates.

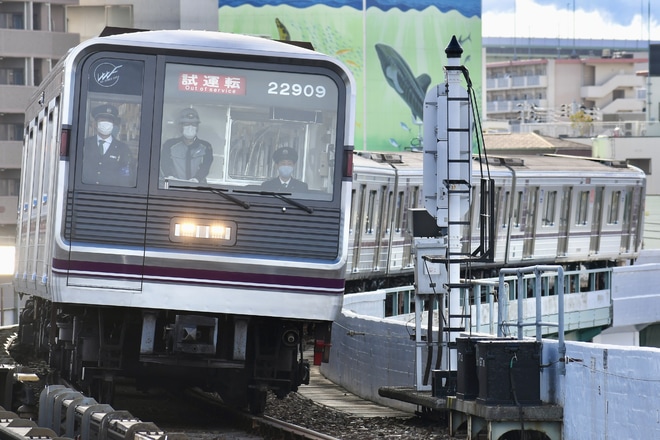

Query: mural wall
[218,0,481,151]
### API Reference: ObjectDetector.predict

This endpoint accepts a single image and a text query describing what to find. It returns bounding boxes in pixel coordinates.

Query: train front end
[14,30,355,413]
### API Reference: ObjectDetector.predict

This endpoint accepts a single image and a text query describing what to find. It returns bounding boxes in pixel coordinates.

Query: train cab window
[542,190,557,226]
[157,62,341,202]
[79,58,144,187]
[608,191,621,224]
[577,190,589,225]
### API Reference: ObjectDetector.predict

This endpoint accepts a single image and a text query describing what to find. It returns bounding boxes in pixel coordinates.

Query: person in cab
[261,147,308,192]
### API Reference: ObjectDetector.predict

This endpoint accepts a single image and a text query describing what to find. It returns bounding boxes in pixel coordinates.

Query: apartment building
[0,1,79,247]
[486,55,648,125]
[0,0,217,256]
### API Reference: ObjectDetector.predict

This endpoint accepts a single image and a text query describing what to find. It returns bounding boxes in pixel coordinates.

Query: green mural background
[218,4,481,152]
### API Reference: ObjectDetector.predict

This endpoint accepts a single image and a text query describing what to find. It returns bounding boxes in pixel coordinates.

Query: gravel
[264,391,461,439]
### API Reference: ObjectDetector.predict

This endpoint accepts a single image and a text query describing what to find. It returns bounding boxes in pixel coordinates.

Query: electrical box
[476,339,542,405]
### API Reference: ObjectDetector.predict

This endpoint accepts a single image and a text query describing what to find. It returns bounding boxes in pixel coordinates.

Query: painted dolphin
[375,43,431,122]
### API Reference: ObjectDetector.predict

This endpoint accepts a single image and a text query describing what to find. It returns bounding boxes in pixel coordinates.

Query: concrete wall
[324,302,660,438]
[323,309,418,413]
[548,339,660,439]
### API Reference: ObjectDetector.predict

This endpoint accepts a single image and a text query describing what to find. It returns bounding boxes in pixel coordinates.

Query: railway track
[0,325,340,440]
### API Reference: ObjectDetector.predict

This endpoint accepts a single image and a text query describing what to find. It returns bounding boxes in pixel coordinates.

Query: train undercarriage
[11,297,324,414]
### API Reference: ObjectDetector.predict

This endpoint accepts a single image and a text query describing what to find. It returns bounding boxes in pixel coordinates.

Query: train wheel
[248,388,267,415]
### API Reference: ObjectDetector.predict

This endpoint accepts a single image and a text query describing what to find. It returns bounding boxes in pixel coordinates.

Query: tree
[569,109,594,136]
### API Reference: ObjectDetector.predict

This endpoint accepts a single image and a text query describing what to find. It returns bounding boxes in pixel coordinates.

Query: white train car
[13,29,355,414]
[346,152,645,291]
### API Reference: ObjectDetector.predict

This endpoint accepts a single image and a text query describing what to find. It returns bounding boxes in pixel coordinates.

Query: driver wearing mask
[161,107,214,184]
[261,147,308,192]
[82,103,136,186]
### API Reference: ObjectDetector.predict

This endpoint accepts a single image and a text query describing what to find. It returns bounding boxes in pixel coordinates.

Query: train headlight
[171,217,237,245]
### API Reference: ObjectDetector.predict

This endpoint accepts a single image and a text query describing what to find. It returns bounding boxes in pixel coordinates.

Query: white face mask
[97,121,114,136]
[182,125,197,140]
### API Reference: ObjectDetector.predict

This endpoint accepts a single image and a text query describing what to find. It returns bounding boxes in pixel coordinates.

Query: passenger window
[513,191,523,227]
[543,191,557,226]
[608,191,621,224]
[576,191,589,225]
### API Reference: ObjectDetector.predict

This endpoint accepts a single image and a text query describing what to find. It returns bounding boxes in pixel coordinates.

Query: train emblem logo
[94,62,123,87]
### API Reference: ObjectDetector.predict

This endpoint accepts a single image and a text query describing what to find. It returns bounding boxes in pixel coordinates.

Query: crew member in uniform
[82,104,135,186]
[161,107,214,184]
[261,147,308,192]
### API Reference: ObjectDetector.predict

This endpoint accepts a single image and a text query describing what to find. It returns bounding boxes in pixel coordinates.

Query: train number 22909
[268,81,327,98]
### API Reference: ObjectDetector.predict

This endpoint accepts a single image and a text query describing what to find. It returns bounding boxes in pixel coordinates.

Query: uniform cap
[179,107,200,124]
[272,147,298,163]
[92,104,119,121]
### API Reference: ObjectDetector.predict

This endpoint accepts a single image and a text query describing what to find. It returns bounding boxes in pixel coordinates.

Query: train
[12,29,355,414]
[346,150,646,292]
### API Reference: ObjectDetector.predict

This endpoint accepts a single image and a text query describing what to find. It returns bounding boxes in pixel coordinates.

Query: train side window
[513,191,523,227]
[501,190,510,228]
[542,190,557,226]
[394,191,404,232]
[383,188,393,233]
[576,190,589,225]
[365,190,377,233]
[354,184,366,234]
[410,186,420,208]
[608,191,621,224]
[350,188,357,233]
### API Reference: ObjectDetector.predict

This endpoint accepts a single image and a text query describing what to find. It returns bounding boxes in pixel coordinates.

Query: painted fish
[276,18,291,41]
[375,43,431,122]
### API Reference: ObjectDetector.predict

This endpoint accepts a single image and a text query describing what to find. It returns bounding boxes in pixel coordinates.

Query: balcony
[0,197,18,226]
[487,75,548,90]
[0,141,21,169]
[0,86,37,113]
[487,99,549,115]
[0,29,79,59]
[581,75,644,101]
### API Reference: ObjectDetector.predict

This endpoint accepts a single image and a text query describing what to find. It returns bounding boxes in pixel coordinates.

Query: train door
[589,186,604,255]
[18,118,42,292]
[67,54,157,289]
[522,186,539,258]
[557,186,572,257]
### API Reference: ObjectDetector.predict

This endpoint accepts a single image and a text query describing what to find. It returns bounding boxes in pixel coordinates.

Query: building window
[0,123,23,141]
[0,68,24,85]
[0,13,23,29]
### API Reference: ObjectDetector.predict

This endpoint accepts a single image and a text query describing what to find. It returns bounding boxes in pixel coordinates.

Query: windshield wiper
[236,189,314,214]
[170,185,250,209]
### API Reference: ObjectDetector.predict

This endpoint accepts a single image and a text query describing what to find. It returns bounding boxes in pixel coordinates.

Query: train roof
[485,154,645,178]
[353,151,644,178]
[75,29,335,64]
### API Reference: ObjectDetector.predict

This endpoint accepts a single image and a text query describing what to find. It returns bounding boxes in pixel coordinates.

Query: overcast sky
[483,0,660,41]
